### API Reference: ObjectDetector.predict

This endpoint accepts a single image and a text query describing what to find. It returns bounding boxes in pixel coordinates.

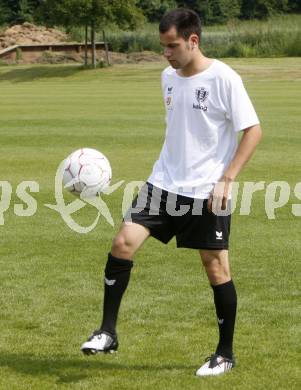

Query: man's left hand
[207,176,233,213]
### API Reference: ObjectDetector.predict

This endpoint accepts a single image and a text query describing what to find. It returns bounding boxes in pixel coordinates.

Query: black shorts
[124,182,231,250]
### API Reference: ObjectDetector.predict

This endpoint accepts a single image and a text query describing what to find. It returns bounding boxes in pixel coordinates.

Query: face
[160,26,198,69]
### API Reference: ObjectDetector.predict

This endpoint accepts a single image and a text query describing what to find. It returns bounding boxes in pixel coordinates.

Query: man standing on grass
[81,8,262,376]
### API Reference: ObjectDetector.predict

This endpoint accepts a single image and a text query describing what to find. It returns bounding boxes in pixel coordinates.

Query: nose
[164,47,172,58]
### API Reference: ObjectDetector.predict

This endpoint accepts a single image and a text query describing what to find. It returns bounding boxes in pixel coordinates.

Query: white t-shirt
[147,59,260,199]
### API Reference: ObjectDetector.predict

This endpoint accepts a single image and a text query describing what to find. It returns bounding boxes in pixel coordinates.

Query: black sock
[211,280,237,359]
[100,253,133,336]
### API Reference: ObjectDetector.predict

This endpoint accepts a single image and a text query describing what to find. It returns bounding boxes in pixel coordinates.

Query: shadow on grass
[0,65,84,83]
[0,352,195,384]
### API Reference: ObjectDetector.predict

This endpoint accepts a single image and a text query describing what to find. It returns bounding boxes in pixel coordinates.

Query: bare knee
[200,250,231,285]
[111,223,150,259]
[111,234,134,259]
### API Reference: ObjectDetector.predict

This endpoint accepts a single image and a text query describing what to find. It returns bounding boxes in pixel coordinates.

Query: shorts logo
[193,87,209,111]
[167,86,173,94]
[216,231,223,240]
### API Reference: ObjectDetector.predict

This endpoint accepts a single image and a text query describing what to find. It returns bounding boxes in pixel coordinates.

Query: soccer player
[81,8,262,377]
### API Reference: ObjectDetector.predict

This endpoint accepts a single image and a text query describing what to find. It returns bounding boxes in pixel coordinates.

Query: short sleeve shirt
[147,59,260,198]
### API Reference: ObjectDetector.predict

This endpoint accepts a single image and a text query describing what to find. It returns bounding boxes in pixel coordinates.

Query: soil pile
[0,23,164,64]
[0,22,67,50]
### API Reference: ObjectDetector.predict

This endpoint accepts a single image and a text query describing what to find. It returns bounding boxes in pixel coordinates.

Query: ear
[190,34,199,49]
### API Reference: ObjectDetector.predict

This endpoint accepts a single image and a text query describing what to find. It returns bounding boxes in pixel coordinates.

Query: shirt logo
[196,87,209,103]
[165,86,173,110]
[193,87,209,111]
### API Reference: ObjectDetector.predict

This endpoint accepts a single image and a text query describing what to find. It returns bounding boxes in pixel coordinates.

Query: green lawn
[0,58,300,390]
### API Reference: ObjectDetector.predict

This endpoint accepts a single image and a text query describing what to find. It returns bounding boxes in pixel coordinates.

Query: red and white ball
[63,148,112,197]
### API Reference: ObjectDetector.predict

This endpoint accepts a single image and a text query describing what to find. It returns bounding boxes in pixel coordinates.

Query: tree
[288,0,301,12]
[0,0,11,25]
[219,0,241,21]
[0,0,42,25]
[137,0,177,22]
[176,0,240,24]
[239,0,289,19]
[205,0,240,23]
[38,0,145,67]
[18,0,34,23]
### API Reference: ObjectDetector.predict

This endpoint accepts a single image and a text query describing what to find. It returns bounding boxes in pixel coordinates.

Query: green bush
[104,28,162,53]
[225,42,256,57]
[66,14,301,58]
[15,47,22,61]
[285,36,301,56]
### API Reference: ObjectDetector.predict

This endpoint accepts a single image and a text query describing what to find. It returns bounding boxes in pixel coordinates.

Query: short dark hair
[159,8,201,41]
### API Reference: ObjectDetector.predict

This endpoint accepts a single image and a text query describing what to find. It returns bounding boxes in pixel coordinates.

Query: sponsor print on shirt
[165,85,174,110]
[193,87,209,111]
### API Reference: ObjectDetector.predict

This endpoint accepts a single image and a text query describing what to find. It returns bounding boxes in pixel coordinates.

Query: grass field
[0,58,300,390]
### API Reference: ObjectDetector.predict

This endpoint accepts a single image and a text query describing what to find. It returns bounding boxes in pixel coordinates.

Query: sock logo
[216,231,223,240]
[105,277,116,286]
[217,318,224,325]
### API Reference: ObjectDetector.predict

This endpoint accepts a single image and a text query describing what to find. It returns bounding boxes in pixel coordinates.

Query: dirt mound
[0,22,164,64]
[0,22,67,50]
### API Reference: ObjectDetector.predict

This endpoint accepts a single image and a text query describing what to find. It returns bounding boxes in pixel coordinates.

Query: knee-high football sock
[211,280,237,359]
[100,253,133,336]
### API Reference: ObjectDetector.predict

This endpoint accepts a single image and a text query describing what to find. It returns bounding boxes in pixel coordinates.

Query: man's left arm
[224,124,262,181]
[208,124,262,211]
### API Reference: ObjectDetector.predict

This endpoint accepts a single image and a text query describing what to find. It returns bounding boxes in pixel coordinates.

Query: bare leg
[199,249,231,286]
[111,222,151,259]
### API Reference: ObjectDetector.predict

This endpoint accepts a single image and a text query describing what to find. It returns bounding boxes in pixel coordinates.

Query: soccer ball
[62,148,112,197]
